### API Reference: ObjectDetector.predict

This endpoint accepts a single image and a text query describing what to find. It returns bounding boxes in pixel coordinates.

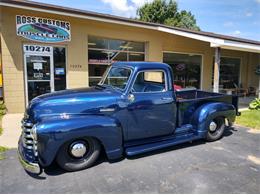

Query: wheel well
[213,116,232,127]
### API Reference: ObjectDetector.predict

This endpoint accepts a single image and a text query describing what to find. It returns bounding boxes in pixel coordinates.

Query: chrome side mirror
[128,93,135,102]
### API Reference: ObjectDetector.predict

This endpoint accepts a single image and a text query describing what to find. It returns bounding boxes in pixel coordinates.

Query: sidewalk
[0,113,23,148]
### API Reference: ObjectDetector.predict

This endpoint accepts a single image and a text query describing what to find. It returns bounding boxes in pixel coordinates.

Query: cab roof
[113,61,171,71]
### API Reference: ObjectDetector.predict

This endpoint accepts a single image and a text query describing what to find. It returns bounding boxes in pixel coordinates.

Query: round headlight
[31,125,37,140]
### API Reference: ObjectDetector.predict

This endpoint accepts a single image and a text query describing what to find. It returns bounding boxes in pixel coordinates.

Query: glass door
[25,55,53,102]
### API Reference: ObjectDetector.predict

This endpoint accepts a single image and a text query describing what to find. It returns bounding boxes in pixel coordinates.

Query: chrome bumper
[18,145,42,175]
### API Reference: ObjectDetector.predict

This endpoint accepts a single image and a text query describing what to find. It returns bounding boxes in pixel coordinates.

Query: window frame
[23,44,68,105]
[88,36,145,86]
[99,65,133,92]
[53,46,67,91]
[211,55,242,89]
[163,51,203,89]
[130,69,169,94]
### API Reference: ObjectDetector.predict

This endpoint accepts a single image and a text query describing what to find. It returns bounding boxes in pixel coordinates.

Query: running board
[125,132,201,156]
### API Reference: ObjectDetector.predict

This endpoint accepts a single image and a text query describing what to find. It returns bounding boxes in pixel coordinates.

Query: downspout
[0,6,3,100]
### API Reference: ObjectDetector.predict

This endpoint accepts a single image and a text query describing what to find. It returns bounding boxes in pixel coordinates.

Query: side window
[132,70,167,93]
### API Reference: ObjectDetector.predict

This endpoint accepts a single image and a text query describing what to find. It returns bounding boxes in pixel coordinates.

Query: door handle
[128,94,135,102]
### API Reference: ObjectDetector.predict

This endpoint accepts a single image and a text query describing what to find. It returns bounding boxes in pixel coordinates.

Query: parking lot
[0,126,259,193]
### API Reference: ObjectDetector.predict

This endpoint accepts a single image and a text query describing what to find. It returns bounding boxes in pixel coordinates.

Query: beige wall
[0,6,259,113]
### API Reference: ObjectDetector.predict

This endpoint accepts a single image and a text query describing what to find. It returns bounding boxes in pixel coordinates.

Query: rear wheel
[206,117,225,142]
[56,137,101,172]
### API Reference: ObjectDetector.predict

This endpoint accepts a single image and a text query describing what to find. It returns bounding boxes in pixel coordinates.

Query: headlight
[31,125,37,141]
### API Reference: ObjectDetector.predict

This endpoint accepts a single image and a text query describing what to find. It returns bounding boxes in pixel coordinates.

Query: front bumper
[18,138,42,174]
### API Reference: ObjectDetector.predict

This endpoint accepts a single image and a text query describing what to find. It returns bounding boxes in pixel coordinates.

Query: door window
[53,47,66,91]
[24,45,67,103]
[26,55,51,101]
[132,70,167,93]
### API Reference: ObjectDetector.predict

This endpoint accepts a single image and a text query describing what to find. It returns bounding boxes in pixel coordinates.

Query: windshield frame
[98,65,133,92]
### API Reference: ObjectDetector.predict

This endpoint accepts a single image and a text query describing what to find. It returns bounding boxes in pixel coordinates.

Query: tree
[136,0,200,31]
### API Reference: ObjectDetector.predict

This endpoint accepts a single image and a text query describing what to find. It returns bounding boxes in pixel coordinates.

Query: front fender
[190,102,236,137]
[36,115,123,167]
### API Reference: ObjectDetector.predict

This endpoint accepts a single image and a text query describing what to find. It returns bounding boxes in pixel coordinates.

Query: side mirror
[128,93,135,102]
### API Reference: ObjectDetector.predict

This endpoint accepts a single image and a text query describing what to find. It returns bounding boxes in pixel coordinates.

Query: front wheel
[56,137,101,172]
[206,117,225,142]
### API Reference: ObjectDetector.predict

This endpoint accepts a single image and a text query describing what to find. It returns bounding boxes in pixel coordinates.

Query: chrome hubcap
[70,142,87,158]
[209,121,217,132]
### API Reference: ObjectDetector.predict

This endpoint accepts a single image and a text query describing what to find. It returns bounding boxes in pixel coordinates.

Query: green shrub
[0,146,8,160]
[0,101,6,115]
[249,98,260,110]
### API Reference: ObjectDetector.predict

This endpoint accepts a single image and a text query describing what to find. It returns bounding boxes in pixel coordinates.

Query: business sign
[176,63,186,71]
[23,44,53,54]
[16,15,71,43]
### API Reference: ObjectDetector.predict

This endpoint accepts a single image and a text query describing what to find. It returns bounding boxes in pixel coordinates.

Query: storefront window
[163,52,202,89]
[54,47,66,91]
[88,36,145,86]
[212,57,240,90]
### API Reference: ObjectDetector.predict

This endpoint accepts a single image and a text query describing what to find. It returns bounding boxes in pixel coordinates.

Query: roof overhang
[159,27,260,54]
[1,0,260,54]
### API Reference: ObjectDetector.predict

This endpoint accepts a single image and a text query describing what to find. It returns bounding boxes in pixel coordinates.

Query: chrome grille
[21,121,38,156]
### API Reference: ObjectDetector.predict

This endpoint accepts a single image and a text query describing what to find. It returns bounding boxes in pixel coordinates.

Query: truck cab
[18,62,239,174]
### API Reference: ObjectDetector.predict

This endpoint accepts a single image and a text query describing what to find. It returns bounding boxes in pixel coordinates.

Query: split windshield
[99,66,132,90]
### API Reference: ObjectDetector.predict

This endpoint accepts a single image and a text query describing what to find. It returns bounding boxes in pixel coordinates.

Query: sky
[30,0,260,41]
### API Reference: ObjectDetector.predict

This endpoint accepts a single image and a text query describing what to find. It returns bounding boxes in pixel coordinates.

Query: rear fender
[190,102,236,137]
[36,115,123,167]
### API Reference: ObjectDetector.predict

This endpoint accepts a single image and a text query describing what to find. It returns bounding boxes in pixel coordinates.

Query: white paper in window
[33,63,43,70]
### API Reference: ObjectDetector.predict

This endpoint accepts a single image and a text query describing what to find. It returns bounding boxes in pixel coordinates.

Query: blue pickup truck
[18,62,239,174]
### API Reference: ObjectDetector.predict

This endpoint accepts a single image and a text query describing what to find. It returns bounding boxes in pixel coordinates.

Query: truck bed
[176,90,223,101]
[176,90,239,127]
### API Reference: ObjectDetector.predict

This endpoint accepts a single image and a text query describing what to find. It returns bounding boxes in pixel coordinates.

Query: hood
[27,87,121,121]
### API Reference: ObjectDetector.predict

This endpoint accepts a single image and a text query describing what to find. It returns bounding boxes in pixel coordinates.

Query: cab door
[126,69,177,141]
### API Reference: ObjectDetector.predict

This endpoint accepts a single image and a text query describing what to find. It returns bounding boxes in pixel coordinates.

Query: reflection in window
[212,57,240,90]
[102,67,132,90]
[163,52,202,89]
[26,56,50,81]
[88,36,145,86]
[133,71,166,92]
[53,47,66,91]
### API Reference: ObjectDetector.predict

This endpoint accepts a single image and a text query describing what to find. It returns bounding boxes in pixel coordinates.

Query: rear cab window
[132,70,167,93]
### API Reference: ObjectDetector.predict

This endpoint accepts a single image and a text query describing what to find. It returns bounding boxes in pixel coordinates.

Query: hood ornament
[60,113,70,119]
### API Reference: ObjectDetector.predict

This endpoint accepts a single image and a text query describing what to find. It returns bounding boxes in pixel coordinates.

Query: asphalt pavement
[0,126,259,193]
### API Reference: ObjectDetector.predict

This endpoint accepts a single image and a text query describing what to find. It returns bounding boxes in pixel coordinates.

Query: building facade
[0,0,260,113]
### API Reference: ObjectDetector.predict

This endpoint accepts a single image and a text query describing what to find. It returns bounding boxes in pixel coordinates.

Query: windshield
[100,66,132,90]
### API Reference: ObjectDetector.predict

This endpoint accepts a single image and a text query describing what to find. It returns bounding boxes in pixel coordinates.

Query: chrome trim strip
[24,134,33,139]
[22,122,33,127]
[100,108,115,112]
[24,145,33,150]
[22,127,31,133]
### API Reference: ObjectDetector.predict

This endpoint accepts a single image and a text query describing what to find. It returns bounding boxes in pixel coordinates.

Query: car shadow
[127,127,235,160]
[30,127,236,178]
[43,150,109,177]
